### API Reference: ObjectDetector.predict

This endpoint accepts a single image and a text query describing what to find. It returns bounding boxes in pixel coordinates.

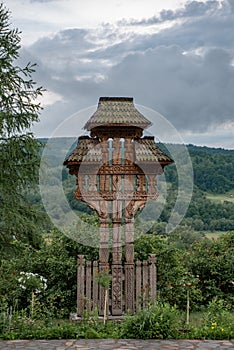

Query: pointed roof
[84,97,152,131]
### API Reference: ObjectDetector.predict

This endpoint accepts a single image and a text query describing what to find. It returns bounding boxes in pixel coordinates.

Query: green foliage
[184,188,234,232]
[167,226,205,250]
[188,231,234,305]
[1,296,233,340]
[0,229,99,317]
[96,268,111,289]
[188,298,234,340]
[0,3,44,248]
[121,302,180,339]
[33,137,234,235]
[163,144,234,194]
[134,232,234,310]
[0,305,121,340]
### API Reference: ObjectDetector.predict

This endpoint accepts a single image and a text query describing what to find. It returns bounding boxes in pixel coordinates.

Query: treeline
[40,138,234,194]
[37,138,234,233]
[162,143,234,194]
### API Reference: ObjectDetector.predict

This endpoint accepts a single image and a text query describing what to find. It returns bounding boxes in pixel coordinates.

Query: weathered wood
[64,97,173,317]
[111,264,122,316]
[124,218,134,263]
[149,254,157,304]
[98,263,106,316]
[93,261,99,310]
[125,263,135,314]
[86,261,92,311]
[142,260,149,308]
[99,219,109,264]
[77,255,85,317]
[112,221,122,264]
[136,260,142,310]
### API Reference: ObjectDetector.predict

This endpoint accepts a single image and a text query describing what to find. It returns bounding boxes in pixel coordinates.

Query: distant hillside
[158,143,234,194]
[39,138,234,194]
[37,138,234,233]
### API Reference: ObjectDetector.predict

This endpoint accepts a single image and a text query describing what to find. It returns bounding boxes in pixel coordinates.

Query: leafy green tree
[0,229,99,316]
[189,231,234,306]
[0,3,43,250]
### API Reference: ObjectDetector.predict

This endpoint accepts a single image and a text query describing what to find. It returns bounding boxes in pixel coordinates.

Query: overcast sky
[5,0,234,149]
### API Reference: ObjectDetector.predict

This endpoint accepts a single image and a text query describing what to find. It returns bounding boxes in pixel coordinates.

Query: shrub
[121,302,180,339]
[188,298,234,340]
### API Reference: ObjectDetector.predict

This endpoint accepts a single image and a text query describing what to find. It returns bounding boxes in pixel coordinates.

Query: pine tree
[0,3,44,250]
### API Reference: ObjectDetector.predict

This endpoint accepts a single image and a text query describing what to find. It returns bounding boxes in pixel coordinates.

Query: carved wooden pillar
[100,138,110,193]
[77,255,85,317]
[86,261,92,311]
[112,200,122,263]
[111,261,122,315]
[125,137,134,163]
[111,201,123,315]
[99,218,109,315]
[99,218,109,264]
[124,217,134,263]
[142,260,149,308]
[148,175,158,198]
[93,261,99,310]
[136,260,142,310]
[149,254,157,303]
[124,217,135,313]
[112,138,122,165]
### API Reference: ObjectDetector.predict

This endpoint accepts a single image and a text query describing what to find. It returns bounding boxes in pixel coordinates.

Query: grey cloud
[122,0,222,26]
[35,45,234,136]
[98,46,234,132]
[28,29,102,79]
[25,0,234,138]
[86,1,234,62]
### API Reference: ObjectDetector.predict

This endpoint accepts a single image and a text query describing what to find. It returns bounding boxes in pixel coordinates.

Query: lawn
[206,191,234,204]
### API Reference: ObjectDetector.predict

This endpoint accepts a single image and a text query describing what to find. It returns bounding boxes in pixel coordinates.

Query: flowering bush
[18,272,47,294]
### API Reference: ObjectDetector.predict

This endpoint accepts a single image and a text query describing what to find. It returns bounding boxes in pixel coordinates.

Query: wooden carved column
[111,202,123,315]
[148,175,158,198]
[149,254,157,303]
[99,217,109,315]
[124,216,135,314]
[98,137,110,315]
[111,225,123,315]
[77,255,85,317]
[111,138,123,316]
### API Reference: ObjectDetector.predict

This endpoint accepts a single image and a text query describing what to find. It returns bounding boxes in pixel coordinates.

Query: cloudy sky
[6,0,234,149]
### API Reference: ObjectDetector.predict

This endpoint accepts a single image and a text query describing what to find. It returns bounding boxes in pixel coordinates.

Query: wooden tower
[64,97,173,316]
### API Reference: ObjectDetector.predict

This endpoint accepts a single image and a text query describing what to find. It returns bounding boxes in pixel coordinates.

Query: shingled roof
[64,136,173,166]
[135,137,173,164]
[63,136,102,165]
[84,97,152,131]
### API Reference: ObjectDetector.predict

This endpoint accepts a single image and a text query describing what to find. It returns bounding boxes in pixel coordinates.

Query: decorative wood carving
[64,97,173,317]
[99,219,109,263]
[111,264,122,315]
[125,263,135,314]
[77,255,85,317]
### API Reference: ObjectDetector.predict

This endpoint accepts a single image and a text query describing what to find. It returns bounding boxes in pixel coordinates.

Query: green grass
[206,190,234,204]
[205,231,224,240]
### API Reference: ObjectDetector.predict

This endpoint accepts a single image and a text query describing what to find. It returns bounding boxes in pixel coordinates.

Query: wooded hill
[38,138,234,235]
